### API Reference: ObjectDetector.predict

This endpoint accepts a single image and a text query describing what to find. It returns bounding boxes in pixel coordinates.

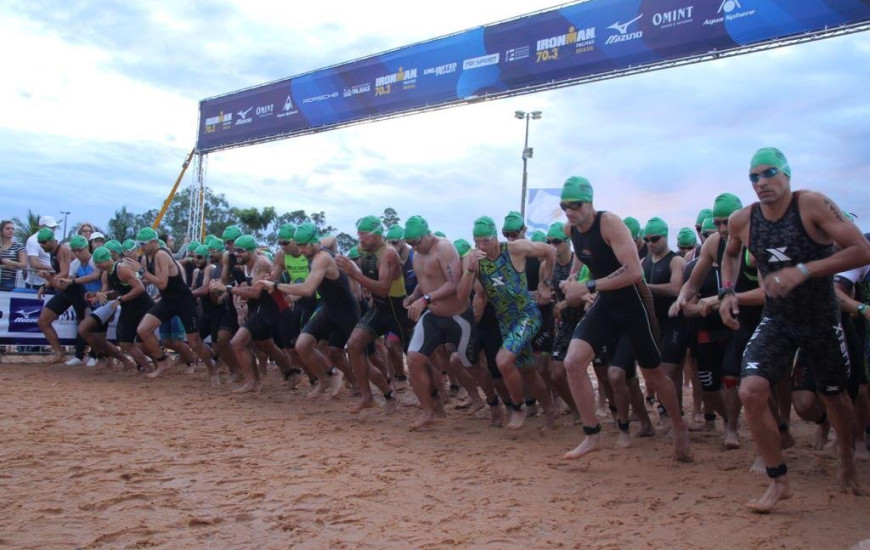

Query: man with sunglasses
[128,227,217,381]
[335,215,406,414]
[676,227,697,258]
[33,229,74,364]
[270,223,312,388]
[623,217,648,259]
[557,176,691,462]
[190,243,223,382]
[719,147,870,512]
[458,215,557,430]
[385,223,413,386]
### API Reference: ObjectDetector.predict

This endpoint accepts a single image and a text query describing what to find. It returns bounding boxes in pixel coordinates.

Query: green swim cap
[37,228,56,243]
[644,217,668,237]
[561,176,593,202]
[750,147,791,178]
[69,235,88,250]
[404,216,430,241]
[576,264,591,283]
[623,217,641,239]
[122,239,137,251]
[712,193,742,219]
[530,230,546,243]
[453,239,471,257]
[677,227,697,248]
[222,225,242,241]
[207,238,225,252]
[158,239,167,248]
[701,217,716,232]
[234,235,258,251]
[473,216,498,239]
[195,244,209,256]
[136,227,158,242]
[347,246,359,259]
[356,215,384,235]
[696,208,712,226]
[92,246,112,263]
[263,250,274,261]
[502,211,525,232]
[278,223,296,241]
[294,222,320,245]
[844,211,856,223]
[547,222,565,240]
[104,240,123,255]
[385,225,404,241]
[205,234,219,246]
[434,231,447,238]
[187,240,201,252]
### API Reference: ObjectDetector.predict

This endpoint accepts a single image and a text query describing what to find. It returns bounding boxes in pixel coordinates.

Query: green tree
[12,209,40,243]
[335,232,359,254]
[380,207,401,228]
[232,206,277,241]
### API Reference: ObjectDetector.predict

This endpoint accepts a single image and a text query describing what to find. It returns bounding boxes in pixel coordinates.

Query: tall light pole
[59,211,70,240]
[514,110,542,219]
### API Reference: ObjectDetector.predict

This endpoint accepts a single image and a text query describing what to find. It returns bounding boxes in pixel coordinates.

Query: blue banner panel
[197,0,870,152]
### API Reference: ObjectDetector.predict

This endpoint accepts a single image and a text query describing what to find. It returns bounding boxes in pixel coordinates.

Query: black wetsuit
[301,250,360,348]
[108,263,153,343]
[146,248,199,333]
[642,251,684,364]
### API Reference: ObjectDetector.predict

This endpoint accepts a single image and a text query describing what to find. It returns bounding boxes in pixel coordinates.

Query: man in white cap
[25,216,60,289]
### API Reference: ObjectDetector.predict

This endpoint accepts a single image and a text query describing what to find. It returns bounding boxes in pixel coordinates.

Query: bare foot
[723,429,740,450]
[232,381,262,394]
[812,421,831,451]
[490,405,505,427]
[185,363,197,375]
[688,420,715,433]
[564,433,603,459]
[350,397,376,414]
[467,399,485,416]
[384,398,398,416]
[780,428,796,450]
[616,431,632,449]
[409,410,436,431]
[146,361,174,379]
[525,403,539,418]
[434,395,447,418]
[542,407,557,431]
[230,372,245,384]
[326,370,345,399]
[210,374,221,387]
[45,353,66,365]
[636,422,655,437]
[747,477,792,514]
[306,381,325,399]
[595,407,609,419]
[506,408,527,430]
[286,372,301,390]
[749,454,766,474]
[673,426,692,462]
[659,414,672,436]
[838,461,863,495]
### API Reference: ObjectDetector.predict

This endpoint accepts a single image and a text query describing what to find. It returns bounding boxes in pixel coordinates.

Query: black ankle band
[583,424,602,435]
[778,422,789,433]
[157,355,167,362]
[766,463,787,479]
[609,405,617,413]
[326,367,336,376]
[816,412,827,426]
[487,397,499,407]
[397,375,407,382]
[384,390,393,400]
[525,398,537,407]
[431,389,439,398]
[704,413,717,422]
[510,402,523,412]
[618,421,630,432]
[450,384,460,391]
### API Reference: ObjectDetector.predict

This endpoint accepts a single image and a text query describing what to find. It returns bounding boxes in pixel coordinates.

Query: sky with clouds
[2,0,869,246]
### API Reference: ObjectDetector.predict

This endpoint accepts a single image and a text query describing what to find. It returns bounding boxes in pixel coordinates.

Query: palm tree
[12,209,40,243]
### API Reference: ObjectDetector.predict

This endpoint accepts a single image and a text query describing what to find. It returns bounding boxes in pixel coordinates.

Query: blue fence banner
[197,0,870,152]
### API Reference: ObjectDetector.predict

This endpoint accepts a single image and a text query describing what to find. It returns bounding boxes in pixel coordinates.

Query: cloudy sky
[2,0,869,246]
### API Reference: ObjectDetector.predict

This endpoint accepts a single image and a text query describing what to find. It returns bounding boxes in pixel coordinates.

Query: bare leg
[37,308,65,362]
[230,328,260,392]
[496,349,528,430]
[628,377,655,437]
[723,377,742,449]
[408,351,437,430]
[295,334,332,399]
[563,339,603,459]
[136,314,173,376]
[853,385,869,461]
[608,367,632,448]
[642,366,692,462]
[819,392,861,494]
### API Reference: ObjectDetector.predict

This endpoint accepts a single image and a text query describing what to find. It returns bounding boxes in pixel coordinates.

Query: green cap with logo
[234,235,258,251]
[357,215,384,235]
[195,244,209,256]
[696,208,712,227]
[104,239,123,255]
[547,222,565,240]
[623,217,641,239]
[502,211,525,232]
[473,216,498,239]
[434,231,446,238]
[712,193,743,219]
[136,227,159,242]
[453,239,471,257]
[530,230,546,243]
[278,223,296,241]
[92,246,112,264]
[644,217,668,237]
[187,240,201,252]
[204,234,219,247]
[750,147,791,178]
[222,225,242,241]
[69,235,89,250]
[122,239,137,251]
[677,227,697,248]
[561,176,593,202]
[37,228,56,243]
[347,246,359,259]
[404,216,430,241]
[294,222,320,245]
[386,224,404,241]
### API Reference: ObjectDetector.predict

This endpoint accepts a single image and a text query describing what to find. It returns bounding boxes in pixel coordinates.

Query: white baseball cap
[89,232,106,241]
[38,216,59,228]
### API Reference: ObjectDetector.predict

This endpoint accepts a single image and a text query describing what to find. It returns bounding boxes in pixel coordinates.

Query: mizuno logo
[608,14,643,35]
[766,247,791,262]
[17,309,41,319]
[237,107,253,118]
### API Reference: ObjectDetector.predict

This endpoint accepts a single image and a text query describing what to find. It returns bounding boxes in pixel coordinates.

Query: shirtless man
[719,147,870,512]
[34,228,73,363]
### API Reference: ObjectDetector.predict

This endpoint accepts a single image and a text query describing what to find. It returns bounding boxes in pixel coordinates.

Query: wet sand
[1,359,868,549]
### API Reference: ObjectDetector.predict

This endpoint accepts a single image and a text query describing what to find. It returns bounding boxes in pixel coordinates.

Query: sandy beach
[1,359,868,549]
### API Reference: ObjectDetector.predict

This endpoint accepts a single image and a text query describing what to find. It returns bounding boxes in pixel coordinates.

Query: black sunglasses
[643,235,662,244]
[559,201,585,211]
[387,240,402,245]
[678,245,694,251]
[233,247,247,254]
[701,231,714,239]
[712,219,728,227]
[406,237,423,247]
[195,255,205,260]
[546,238,564,245]
[278,240,292,246]
[749,167,778,183]
[502,230,521,239]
